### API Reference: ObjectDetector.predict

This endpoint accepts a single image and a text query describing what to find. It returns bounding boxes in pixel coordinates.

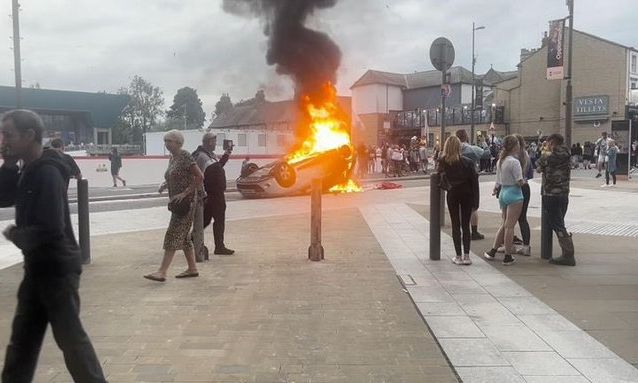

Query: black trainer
[483,248,497,260]
[214,247,235,256]
[503,254,516,266]
[513,235,524,245]
[471,232,485,240]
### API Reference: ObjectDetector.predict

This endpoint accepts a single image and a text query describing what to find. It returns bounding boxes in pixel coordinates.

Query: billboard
[546,19,565,80]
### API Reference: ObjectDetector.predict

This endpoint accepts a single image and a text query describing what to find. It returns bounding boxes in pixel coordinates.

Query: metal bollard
[308,178,324,261]
[429,173,441,260]
[77,178,91,264]
[540,196,552,260]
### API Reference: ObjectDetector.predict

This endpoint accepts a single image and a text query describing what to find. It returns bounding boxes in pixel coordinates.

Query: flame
[286,83,362,193]
[329,179,363,193]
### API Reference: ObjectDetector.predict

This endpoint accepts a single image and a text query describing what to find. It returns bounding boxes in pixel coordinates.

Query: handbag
[168,195,193,217]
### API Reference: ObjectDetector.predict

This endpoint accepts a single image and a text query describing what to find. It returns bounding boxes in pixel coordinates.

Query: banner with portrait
[546,19,565,80]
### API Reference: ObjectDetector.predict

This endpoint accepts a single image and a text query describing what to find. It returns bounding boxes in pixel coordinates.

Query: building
[144,96,352,156]
[492,29,638,147]
[0,86,129,145]
[350,67,514,147]
[351,28,638,149]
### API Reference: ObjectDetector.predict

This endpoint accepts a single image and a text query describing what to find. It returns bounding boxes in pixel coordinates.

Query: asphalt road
[0,176,439,221]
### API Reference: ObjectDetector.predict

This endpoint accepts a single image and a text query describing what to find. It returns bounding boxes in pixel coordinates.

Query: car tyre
[273,162,296,188]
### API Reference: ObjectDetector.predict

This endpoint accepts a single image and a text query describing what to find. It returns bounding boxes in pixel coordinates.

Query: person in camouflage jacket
[537,134,575,266]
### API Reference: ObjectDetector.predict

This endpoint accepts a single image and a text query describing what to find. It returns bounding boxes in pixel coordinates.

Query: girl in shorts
[484,135,525,265]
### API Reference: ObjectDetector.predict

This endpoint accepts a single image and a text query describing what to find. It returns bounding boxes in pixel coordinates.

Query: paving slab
[0,208,458,382]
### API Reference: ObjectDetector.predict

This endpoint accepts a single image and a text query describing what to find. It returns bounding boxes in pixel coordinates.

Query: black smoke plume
[222,0,342,100]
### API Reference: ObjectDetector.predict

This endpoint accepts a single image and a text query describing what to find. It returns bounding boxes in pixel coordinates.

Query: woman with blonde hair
[144,130,204,282]
[438,136,480,265]
[484,135,525,265]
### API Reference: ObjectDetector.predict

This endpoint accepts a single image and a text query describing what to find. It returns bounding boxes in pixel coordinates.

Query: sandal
[143,273,166,282]
[175,270,199,279]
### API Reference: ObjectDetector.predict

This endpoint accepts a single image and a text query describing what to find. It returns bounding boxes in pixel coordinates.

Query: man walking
[203,140,234,255]
[0,110,107,382]
[594,131,610,178]
[456,129,486,240]
[191,132,217,262]
[537,133,575,266]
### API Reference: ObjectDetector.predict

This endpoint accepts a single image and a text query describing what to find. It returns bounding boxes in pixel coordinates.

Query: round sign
[430,37,455,72]
[593,121,601,128]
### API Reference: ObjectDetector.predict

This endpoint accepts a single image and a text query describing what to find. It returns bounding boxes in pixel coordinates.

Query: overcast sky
[0,0,635,122]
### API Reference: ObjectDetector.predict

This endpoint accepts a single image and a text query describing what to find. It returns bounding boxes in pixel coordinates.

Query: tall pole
[565,0,575,147]
[12,0,22,108]
[471,22,476,145]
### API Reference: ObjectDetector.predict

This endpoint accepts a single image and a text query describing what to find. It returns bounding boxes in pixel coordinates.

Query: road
[0,176,434,221]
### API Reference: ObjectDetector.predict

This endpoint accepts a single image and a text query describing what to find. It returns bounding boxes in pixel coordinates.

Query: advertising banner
[547,19,565,80]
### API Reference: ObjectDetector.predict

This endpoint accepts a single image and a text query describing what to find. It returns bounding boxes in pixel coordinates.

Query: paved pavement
[1,177,637,382]
[0,205,458,382]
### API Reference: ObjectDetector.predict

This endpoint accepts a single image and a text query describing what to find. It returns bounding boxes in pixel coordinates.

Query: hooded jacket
[538,144,571,196]
[0,148,82,275]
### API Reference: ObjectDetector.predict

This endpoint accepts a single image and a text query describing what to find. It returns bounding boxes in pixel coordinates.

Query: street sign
[430,37,455,72]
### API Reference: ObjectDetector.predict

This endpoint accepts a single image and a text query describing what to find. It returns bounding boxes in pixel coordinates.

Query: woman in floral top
[144,130,203,282]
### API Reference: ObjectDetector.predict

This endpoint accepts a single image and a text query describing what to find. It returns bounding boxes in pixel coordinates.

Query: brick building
[351,28,638,149]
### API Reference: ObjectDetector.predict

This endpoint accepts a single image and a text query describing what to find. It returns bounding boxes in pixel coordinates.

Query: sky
[0,0,635,123]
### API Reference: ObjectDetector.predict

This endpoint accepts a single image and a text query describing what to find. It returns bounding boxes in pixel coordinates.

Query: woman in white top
[484,135,525,265]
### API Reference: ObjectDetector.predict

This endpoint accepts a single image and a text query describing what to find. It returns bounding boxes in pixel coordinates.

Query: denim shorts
[499,185,524,210]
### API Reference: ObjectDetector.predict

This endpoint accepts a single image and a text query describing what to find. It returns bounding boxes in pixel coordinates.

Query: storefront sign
[546,19,565,80]
[574,95,609,118]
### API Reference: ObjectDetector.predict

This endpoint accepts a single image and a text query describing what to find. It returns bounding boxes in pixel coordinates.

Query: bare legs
[112,174,126,187]
[492,202,524,254]
[147,248,198,279]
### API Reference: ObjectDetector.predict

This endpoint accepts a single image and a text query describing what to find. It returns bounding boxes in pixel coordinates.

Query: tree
[213,93,233,119]
[166,87,206,130]
[117,76,165,146]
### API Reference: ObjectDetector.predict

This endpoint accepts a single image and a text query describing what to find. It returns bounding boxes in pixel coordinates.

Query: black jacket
[204,152,230,195]
[438,156,480,209]
[0,148,82,275]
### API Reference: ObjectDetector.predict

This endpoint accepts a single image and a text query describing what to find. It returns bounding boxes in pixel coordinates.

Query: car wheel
[273,162,296,188]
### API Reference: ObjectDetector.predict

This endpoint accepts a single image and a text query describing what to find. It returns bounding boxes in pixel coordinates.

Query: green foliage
[166,87,206,130]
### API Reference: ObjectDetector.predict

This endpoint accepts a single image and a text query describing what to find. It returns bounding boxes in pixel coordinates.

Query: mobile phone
[223,139,234,150]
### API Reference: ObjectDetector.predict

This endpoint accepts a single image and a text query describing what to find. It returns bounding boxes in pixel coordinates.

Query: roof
[351,66,497,89]
[481,68,518,86]
[520,29,638,66]
[210,97,352,129]
[0,86,129,128]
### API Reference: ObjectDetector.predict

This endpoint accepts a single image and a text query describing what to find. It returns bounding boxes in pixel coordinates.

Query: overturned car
[236,145,355,198]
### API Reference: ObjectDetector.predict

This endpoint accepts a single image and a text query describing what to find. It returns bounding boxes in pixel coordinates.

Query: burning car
[236,145,355,198]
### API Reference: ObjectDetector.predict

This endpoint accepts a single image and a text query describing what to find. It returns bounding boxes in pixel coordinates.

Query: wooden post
[308,178,324,261]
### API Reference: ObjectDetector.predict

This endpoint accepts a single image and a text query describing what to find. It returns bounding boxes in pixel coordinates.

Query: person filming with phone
[203,138,235,255]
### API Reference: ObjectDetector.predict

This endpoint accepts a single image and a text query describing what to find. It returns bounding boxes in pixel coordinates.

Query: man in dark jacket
[0,110,107,382]
[537,133,575,266]
[203,143,234,255]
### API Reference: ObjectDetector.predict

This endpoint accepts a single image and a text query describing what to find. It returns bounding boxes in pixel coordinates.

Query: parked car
[236,145,355,198]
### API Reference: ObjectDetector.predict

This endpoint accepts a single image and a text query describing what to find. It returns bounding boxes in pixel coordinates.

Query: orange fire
[286,83,362,193]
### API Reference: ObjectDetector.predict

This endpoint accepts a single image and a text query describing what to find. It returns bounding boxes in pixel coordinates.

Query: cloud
[0,0,635,121]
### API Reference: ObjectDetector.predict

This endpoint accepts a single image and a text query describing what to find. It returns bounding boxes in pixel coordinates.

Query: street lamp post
[565,0,575,147]
[471,23,485,145]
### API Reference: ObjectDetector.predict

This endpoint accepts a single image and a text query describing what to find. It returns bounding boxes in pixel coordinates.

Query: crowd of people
[439,129,576,268]
[355,139,430,178]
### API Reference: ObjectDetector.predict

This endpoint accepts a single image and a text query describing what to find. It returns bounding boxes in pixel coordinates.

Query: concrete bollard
[308,178,324,262]
[429,173,441,260]
[77,178,91,264]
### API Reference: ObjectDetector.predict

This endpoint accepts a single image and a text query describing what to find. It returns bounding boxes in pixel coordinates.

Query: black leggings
[518,183,531,245]
[605,170,616,185]
[447,189,473,256]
